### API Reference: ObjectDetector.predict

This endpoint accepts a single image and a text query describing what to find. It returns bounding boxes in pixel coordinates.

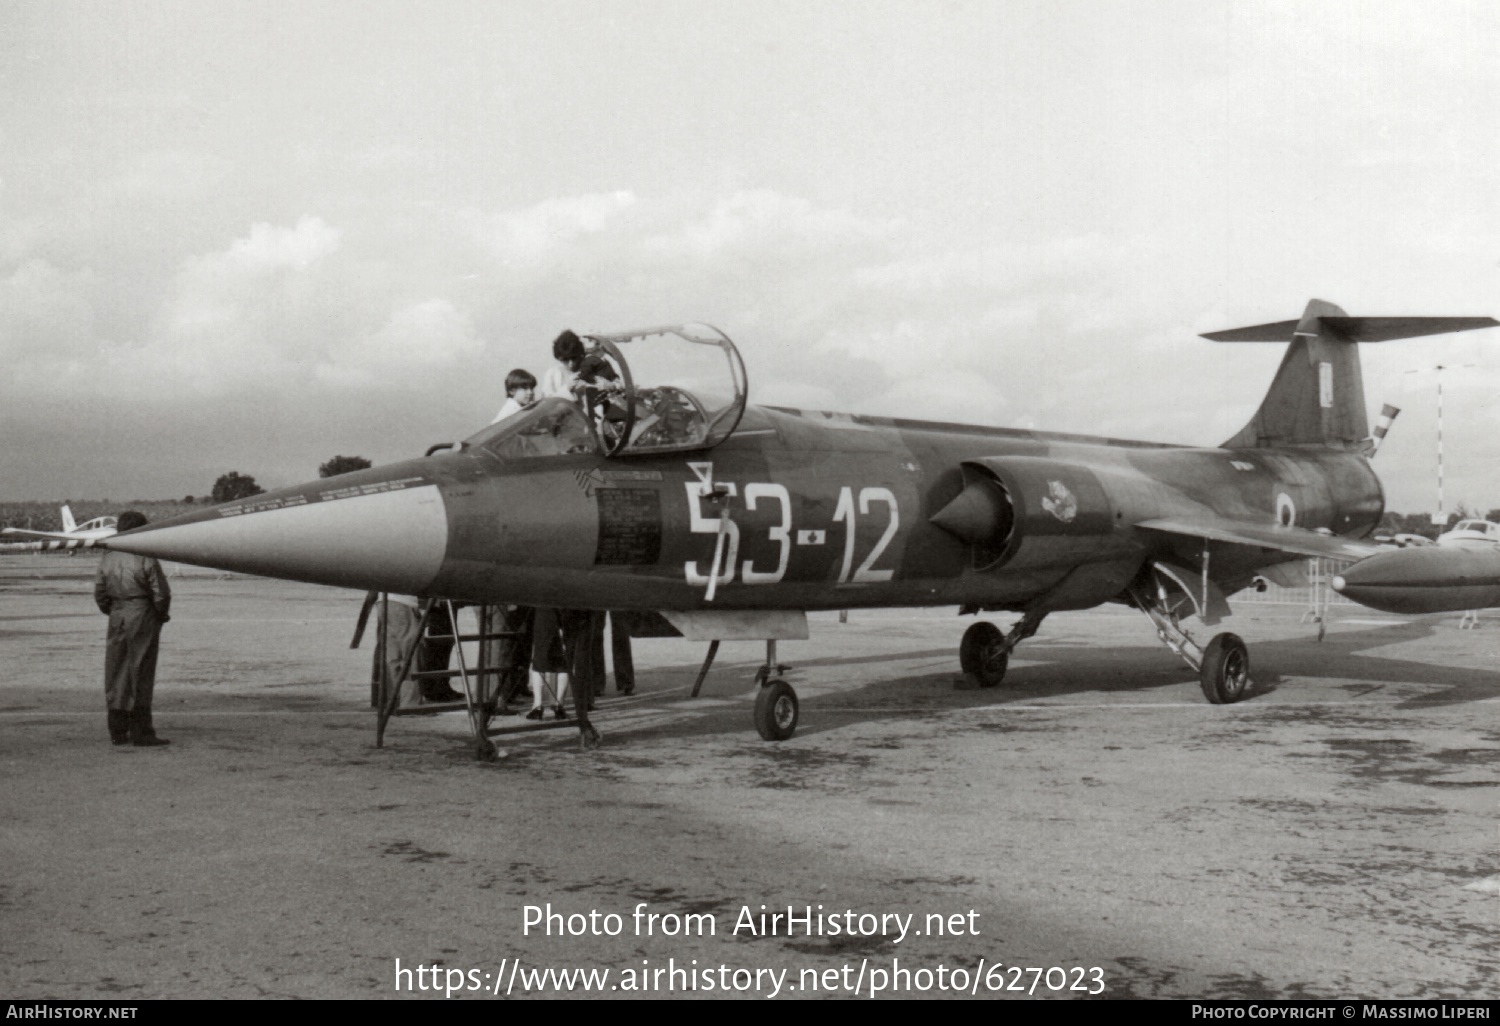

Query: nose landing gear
[754,679,799,741]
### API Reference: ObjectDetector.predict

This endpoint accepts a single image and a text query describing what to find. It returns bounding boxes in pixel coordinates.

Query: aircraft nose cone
[1331,575,1347,593]
[104,465,449,594]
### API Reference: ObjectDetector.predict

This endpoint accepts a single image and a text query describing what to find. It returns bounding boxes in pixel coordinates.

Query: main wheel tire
[1199,632,1251,704]
[753,679,799,741]
[959,621,1009,688]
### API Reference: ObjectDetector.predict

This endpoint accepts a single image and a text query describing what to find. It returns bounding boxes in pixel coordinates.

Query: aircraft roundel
[1276,492,1296,527]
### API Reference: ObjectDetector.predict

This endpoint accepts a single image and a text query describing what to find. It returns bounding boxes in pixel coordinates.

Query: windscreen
[462,399,597,459]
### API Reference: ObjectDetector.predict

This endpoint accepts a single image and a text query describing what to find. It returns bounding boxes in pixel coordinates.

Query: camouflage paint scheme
[105,302,1493,628]
[105,401,1384,620]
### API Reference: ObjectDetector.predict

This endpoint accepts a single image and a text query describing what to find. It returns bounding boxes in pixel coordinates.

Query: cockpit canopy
[462,323,747,460]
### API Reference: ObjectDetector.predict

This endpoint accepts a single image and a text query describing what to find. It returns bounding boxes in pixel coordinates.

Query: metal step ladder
[372,597,521,761]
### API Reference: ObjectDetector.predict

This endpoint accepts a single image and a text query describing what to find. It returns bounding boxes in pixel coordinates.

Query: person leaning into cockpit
[541,329,621,405]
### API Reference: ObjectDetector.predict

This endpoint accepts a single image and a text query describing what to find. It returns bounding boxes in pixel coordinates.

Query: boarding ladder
[369,597,522,761]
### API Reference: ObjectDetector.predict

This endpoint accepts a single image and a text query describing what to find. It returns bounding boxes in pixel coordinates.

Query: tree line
[206,456,373,503]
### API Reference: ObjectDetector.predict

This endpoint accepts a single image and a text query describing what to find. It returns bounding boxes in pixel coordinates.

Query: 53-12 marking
[684,483,899,589]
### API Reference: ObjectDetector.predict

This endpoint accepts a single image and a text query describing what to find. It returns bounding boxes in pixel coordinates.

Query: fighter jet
[101,301,1496,744]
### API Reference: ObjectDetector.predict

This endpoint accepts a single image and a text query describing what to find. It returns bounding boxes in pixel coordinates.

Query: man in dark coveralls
[93,511,172,747]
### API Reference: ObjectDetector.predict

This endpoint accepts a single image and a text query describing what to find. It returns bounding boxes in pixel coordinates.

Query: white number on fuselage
[834,485,898,584]
[683,482,739,587]
[684,481,901,590]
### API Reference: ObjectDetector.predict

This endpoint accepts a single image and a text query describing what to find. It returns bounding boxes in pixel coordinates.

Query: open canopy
[463,323,748,460]
[583,323,747,456]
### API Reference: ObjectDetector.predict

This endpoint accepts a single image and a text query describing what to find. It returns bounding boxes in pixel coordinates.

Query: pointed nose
[103,464,449,593]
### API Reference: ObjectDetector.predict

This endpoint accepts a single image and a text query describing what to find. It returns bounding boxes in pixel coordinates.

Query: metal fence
[1233,559,1357,608]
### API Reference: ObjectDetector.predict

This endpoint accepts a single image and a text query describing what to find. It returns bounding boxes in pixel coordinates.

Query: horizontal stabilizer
[1135,516,1379,563]
[1203,316,1498,343]
[1209,300,1497,450]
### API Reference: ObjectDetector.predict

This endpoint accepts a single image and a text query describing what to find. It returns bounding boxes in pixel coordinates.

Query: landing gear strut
[958,611,1045,688]
[692,637,800,741]
[752,640,798,741]
[1127,580,1253,704]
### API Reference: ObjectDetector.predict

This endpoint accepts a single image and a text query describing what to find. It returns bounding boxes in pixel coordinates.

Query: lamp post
[1405,364,1475,527]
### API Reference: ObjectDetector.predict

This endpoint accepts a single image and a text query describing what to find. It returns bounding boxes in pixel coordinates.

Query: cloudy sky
[3,0,1497,514]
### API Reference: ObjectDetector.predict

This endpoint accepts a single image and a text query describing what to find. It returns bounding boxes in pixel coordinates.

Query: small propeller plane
[101,300,1496,749]
[1,505,118,553]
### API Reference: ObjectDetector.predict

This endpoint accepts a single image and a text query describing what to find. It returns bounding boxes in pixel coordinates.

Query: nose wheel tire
[754,679,799,741]
[959,621,1009,688]
[1200,632,1251,704]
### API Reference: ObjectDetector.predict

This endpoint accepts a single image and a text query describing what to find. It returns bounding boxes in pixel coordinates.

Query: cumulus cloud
[0,191,1243,447]
[6,183,1463,501]
[469,191,637,268]
[203,216,342,274]
[131,216,346,391]
[317,298,481,389]
[457,188,1235,443]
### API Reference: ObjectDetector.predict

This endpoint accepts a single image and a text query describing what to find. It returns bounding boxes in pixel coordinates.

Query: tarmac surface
[1,554,1497,1000]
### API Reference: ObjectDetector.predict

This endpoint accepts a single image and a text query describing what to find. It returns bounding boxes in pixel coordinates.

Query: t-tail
[1203,299,1497,450]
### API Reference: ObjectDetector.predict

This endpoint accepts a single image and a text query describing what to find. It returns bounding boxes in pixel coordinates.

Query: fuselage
[108,403,1384,614]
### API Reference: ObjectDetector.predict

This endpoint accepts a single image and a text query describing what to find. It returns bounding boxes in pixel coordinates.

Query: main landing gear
[958,611,1045,689]
[693,638,800,741]
[1126,581,1252,704]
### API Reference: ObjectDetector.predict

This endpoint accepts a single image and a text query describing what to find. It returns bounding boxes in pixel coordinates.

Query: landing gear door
[583,324,748,457]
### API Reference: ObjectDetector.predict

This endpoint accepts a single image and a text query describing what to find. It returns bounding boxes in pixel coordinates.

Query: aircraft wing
[0,527,114,541]
[1134,517,1381,563]
[0,537,103,553]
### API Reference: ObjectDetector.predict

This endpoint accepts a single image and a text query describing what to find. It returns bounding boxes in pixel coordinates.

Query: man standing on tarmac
[93,511,172,747]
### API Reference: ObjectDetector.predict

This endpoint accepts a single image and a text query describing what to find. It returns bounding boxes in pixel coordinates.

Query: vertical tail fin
[61,505,76,533]
[1203,300,1496,450]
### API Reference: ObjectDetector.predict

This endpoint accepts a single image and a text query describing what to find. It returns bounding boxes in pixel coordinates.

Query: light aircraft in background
[1436,518,1500,549]
[1,506,118,553]
[101,300,1497,757]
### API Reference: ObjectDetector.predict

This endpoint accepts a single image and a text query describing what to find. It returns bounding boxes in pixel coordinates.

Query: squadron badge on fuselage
[1042,480,1078,524]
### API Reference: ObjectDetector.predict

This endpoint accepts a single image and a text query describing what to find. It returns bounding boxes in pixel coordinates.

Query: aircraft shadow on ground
[616,618,1499,743]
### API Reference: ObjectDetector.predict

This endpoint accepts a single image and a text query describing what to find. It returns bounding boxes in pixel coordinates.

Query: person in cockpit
[541,330,622,404]
[490,368,537,424]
